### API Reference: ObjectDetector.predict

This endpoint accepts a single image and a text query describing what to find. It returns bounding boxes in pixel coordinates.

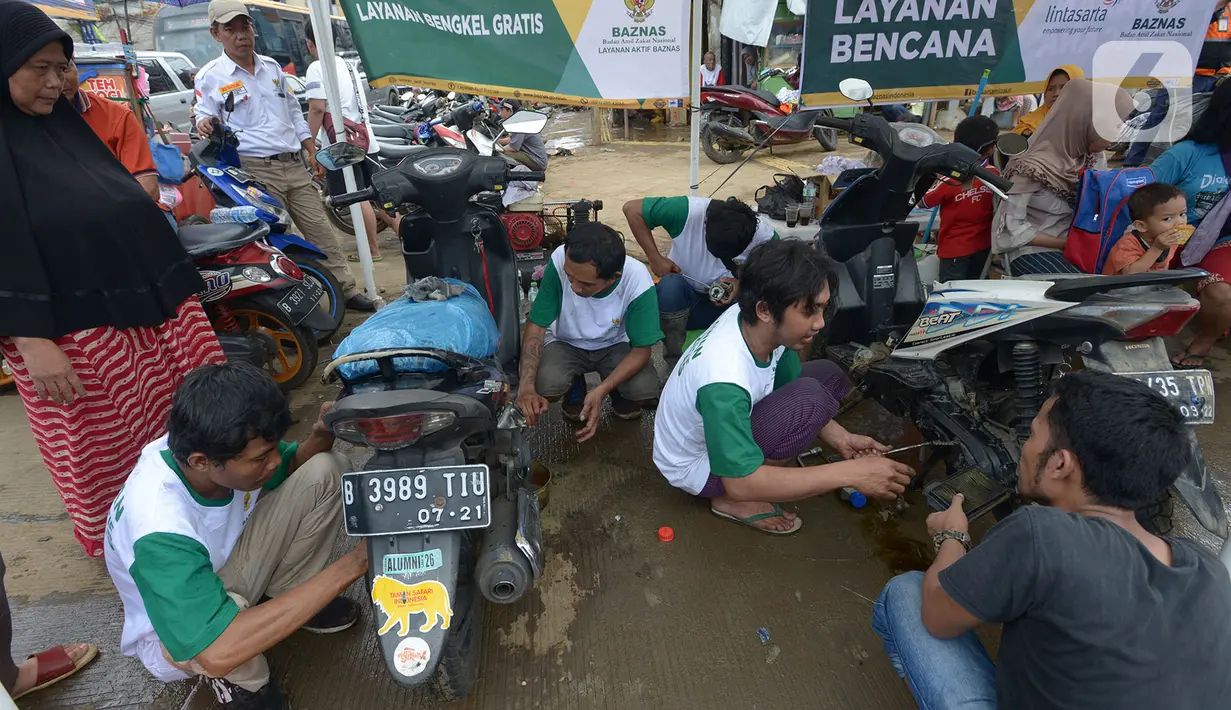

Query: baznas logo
[1155,0,1179,13]
[625,0,655,23]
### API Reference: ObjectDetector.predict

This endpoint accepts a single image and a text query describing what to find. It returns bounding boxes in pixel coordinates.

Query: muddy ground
[4,117,1230,710]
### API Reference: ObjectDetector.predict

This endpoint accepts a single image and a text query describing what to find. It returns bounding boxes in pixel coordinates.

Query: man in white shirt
[303,23,396,263]
[653,240,912,535]
[104,362,365,710]
[515,222,663,442]
[193,0,373,311]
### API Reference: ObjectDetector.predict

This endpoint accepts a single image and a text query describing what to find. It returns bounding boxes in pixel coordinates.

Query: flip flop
[711,503,803,536]
[12,643,99,700]
[1171,351,1209,370]
[347,253,383,263]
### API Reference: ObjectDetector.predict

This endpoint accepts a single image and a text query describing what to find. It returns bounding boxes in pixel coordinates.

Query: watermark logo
[1091,40,1194,145]
[625,0,655,24]
[1155,0,1180,14]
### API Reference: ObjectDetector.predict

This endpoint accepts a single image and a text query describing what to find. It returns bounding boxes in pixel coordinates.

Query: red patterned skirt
[0,298,224,558]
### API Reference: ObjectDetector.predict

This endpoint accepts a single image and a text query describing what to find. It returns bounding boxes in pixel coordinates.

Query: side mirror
[839,78,874,103]
[224,91,235,114]
[503,110,548,135]
[996,132,1029,157]
[447,91,457,100]
[316,142,366,172]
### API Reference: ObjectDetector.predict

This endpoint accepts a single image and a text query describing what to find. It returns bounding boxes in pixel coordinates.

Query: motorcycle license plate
[276,280,325,325]
[1121,370,1215,425]
[341,465,491,536]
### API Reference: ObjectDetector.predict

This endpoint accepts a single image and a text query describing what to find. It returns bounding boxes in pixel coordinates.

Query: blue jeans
[872,572,997,710]
[656,273,729,330]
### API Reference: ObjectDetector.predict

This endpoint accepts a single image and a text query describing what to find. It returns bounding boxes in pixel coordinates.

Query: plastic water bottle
[527,281,539,307]
[209,206,260,224]
[839,487,867,509]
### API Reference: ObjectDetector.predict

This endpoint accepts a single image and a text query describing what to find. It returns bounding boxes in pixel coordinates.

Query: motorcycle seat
[765,110,818,132]
[1043,268,1208,302]
[380,143,428,159]
[177,222,270,258]
[372,123,415,139]
[749,88,783,105]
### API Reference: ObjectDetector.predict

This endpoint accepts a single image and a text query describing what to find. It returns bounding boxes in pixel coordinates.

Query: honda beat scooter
[316,110,550,699]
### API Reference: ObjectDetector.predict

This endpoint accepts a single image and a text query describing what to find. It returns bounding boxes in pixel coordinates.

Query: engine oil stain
[859,503,932,575]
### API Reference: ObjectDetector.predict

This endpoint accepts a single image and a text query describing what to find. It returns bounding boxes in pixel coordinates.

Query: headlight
[242,266,272,283]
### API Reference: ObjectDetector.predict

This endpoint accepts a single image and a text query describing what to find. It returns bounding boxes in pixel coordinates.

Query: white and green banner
[342,0,690,108]
[801,0,1221,106]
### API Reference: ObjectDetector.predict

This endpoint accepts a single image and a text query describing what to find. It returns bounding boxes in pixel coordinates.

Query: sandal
[12,643,99,700]
[711,503,803,536]
[1171,350,1210,370]
[347,252,383,263]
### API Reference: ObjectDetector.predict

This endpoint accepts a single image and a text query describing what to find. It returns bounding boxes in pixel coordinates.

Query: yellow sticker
[372,576,453,635]
[853,136,863,143]
[219,80,245,95]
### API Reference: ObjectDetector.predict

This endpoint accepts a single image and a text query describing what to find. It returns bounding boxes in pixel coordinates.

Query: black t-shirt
[940,506,1231,710]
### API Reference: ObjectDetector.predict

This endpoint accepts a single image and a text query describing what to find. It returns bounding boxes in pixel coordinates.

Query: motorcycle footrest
[923,467,1012,522]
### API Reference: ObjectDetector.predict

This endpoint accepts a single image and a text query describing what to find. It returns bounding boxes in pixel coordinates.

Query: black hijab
[0,0,202,339]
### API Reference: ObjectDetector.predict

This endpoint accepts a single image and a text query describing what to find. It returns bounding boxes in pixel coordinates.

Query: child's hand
[1156,229,1183,248]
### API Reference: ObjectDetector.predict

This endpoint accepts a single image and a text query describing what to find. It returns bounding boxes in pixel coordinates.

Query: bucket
[528,460,552,510]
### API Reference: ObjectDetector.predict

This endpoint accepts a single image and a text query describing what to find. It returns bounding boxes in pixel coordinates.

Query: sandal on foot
[711,503,803,536]
[12,643,99,699]
[347,252,383,263]
[1171,351,1209,370]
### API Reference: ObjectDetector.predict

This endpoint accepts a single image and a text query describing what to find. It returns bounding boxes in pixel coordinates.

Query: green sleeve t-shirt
[695,383,765,478]
[529,259,663,348]
[641,196,691,238]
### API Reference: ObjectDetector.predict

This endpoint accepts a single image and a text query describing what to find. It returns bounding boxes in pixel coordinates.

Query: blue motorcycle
[187,117,347,343]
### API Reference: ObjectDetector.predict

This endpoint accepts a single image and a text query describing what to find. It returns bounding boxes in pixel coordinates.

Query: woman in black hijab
[0,1,225,559]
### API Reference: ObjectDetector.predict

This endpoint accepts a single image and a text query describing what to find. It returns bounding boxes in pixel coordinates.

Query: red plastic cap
[657,526,674,542]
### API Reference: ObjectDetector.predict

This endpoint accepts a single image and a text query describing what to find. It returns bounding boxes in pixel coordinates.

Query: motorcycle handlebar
[814,115,854,132]
[326,186,378,209]
[513,171,546,182]
[971,164,1013,195]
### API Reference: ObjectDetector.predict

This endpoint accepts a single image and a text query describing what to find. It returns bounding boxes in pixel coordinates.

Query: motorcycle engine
[501,213,545,251]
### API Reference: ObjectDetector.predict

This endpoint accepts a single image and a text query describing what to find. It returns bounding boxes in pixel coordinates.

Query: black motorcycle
[317,116,548,698]
[810,79,1225,537]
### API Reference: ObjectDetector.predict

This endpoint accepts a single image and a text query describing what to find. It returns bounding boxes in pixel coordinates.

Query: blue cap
[849,490,867,508]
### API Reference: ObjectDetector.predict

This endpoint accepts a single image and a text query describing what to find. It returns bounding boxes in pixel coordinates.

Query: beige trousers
[240,157,360,298]
[164,451,349,692]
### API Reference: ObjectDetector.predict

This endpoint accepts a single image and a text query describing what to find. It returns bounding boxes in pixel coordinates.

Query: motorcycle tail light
[271,255,303,281]
[1123,304,1200,339]
[1068,300,1199,340]
[332,412,456,450]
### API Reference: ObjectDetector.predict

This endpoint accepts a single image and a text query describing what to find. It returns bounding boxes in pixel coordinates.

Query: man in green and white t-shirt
[653,240,914,535]
[515,222,663,442]
[104,362,366,710]
[624,195,777,368]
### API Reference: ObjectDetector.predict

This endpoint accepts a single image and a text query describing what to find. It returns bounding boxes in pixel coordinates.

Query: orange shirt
[76,91,157,180]
[1102,229,1178,275]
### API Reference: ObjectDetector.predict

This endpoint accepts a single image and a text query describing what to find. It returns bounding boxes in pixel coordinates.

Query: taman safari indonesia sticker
[393,636,431,677]
[372,575,454,635]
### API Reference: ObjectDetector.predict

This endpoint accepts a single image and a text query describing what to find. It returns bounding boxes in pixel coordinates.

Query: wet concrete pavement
[5,125,1231,710]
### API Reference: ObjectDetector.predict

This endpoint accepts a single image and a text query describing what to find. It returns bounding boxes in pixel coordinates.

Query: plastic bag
[332,279,500,380]
[150,139,185,184]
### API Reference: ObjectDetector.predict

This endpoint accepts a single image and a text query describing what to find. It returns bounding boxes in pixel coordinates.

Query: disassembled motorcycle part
[878,440,958,457]
[678,272,734,304]
[923,466,1013,521]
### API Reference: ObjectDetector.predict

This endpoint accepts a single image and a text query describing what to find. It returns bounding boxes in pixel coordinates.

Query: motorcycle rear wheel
[814,110,839,152]
[226,299,319,390]
[701,119,746,164]
[433,533,484,701]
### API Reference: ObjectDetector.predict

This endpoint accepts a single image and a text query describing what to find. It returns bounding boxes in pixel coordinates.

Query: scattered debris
[600,147,616,153]
[766,645,781,664]
[756,627,771,645]
[549,147,574,157]
[614,515,622,522]
[841,585,876,605]
[657,526,674,542]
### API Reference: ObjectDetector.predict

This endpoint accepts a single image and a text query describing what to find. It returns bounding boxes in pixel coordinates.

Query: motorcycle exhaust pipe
[705,121,756,145]
[475,498,533,604]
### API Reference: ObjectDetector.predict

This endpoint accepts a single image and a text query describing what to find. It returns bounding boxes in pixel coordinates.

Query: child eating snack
[1102,183,1190,275]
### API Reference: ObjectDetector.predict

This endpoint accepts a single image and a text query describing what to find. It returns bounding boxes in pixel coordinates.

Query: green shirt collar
[161,450,233,507]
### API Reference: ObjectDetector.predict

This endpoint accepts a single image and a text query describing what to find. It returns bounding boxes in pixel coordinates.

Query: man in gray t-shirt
[497,98,548,171]
[872,371,1231,710]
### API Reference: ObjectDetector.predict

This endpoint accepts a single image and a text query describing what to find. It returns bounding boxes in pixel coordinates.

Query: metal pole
[307,0,381,305]
[623,108,629,139]
[688,0,703,196]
